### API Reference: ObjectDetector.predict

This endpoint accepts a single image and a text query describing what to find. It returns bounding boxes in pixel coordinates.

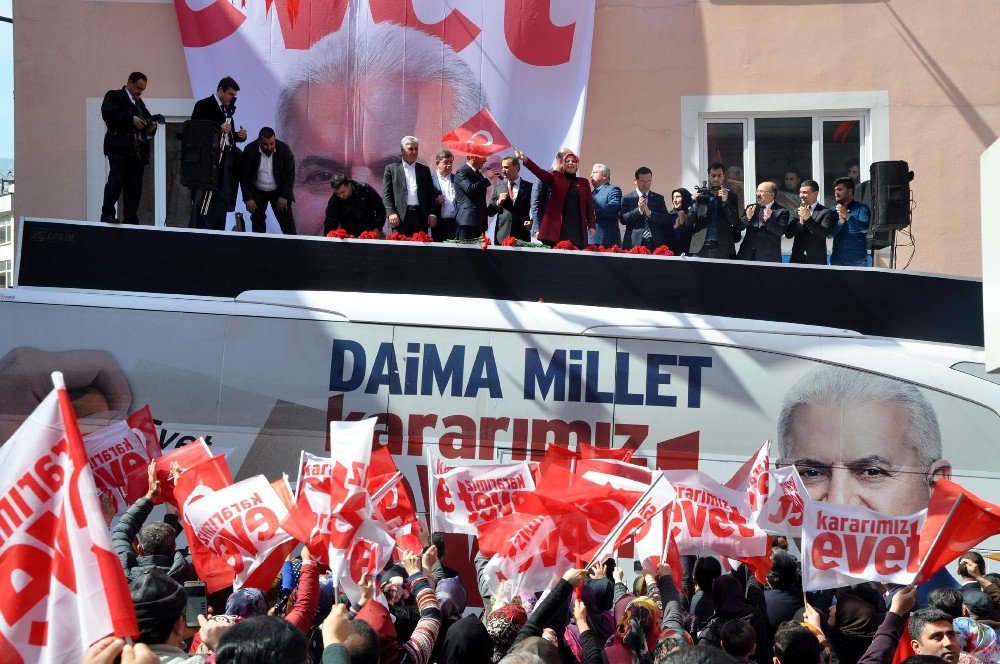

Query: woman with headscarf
[430,576,468,664]
[827,590,882,664]
[764,552,803,631]
[697,572,772,663]
[564,585,615,663]
[667,188,693,255]
[441,614,494,664]
[605,593,662,664]
[515,147,596,248]
[487,603,529,662]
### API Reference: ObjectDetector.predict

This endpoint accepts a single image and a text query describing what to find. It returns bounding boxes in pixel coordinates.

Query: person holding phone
[453,152,499,240]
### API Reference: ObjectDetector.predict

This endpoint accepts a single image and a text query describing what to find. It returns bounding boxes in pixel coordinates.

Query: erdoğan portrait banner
[173,0,599,235]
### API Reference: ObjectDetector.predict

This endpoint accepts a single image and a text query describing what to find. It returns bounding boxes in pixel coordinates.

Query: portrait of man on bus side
[776,366,951,517]
[275,22,488,237]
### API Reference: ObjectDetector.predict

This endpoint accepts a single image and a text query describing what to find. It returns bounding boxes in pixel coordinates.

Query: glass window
[0,218,10,245]
[823,119,862,207]
[754,117,811,211]
[706,122,746,210]
[165,121,191,227]
[0,259,10,288]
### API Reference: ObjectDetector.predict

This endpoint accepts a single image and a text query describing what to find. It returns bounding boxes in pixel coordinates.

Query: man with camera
[239,127,296,234]
[687,162,741,259]
[100,72,161,224]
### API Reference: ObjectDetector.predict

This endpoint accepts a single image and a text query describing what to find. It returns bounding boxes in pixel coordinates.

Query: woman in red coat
[515,147,596,247]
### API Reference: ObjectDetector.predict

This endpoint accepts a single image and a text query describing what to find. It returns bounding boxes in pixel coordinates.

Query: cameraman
[100,72,159,224]
[687,162,741,259]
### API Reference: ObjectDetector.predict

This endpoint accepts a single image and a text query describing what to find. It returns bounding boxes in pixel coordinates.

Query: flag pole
[586,473,667,569]
[913,494,965,582]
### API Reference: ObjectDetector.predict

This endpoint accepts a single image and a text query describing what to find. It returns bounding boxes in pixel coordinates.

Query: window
[0,259,10,288]
[682,92,889,208]
[0,218,10,246]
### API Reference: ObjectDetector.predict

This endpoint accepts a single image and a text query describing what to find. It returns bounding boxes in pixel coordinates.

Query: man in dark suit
[190,76,246,230]
[590,163,623,247]
[737,181,790,262]
[486,155,532,243]
[689,162,741,259]
[785,179,834,264]
[620,167,670,250]
[324,172,386,236]
[453,154,499,239]
[101,72,156,224]
[239,127,296,234]
[382,136,438,235]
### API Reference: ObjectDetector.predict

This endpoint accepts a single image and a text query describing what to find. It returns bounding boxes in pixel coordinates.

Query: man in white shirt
[239,127,297,234]
[431,150,457,242]
[784,179,834,264]
[381,136,438,236]
[487,155,533,243]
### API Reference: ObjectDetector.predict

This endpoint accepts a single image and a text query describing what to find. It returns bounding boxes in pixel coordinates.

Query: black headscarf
[670,188,693,213]
[443,615,494,664]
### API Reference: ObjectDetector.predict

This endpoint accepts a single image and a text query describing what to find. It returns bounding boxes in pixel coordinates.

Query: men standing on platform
[620,167,669,250]
[382,137,438,235]
[688,162,741,259]
[737,181,790,262]
[432,151,458,242]
[100,72,156,224]
[454,154,499,240]
[590,164,623,247]
[487,155,532,243]
[829,177,872,267]
[240,127,296,234]
[785,179,834,264]
[190,76,247,230]
[324,173,386,237]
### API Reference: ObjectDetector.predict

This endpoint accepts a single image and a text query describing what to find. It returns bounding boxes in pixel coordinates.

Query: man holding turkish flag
[0,373,138,663]
[445,108,509,240]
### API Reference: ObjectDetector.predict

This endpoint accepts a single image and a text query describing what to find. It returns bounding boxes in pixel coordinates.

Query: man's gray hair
[401,136,419,150]
[498,654,545,664]
[276,22,488,147]
[593,163,611,179]
[777,366,942,469]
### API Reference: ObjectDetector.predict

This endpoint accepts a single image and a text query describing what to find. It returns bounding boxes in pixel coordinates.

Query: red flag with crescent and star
[441,108,511,158]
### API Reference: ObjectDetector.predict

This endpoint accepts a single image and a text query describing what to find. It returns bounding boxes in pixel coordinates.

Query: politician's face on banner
[276,23,488,236]
[777,366,951,516]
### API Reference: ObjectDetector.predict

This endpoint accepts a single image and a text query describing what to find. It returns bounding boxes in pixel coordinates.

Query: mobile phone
[633,560,643,573]
[184,581,207,628]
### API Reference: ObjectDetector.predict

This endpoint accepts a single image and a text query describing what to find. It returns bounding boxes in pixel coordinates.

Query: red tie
[508,182,514,198]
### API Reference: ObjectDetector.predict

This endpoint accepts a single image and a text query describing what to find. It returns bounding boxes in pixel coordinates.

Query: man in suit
[590,163,623,248]
[324,172,386,236]
[453,154,499,239]
[382,136,438,236]
[689,162,741,259]
[239,127,296,234]
[190,76,247,230]
[620,167,669,250]
[101,72,156,224]
[737,181,790,262]
[785,179,834,264]
[487,155,532,243]
[431,150,458,242]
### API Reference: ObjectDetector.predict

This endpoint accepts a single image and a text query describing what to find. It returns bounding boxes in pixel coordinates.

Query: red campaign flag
[0,373,138,662]
[283,451,335,563]
[174,455,237,593]
[126,405,162,461]
[914,479,1000,584]
[578,441,634,462]
[441,108,511,158]
[725,440,770,520]
[367,446,423,554]
[125,439,214,506]
[84,420,153,515]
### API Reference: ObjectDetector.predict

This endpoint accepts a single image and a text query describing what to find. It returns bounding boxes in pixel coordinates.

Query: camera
[145,114,165,141]
[692,180,722,205]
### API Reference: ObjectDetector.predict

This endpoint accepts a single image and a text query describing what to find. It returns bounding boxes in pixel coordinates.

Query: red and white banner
[757,465,806,538]
[338,520,395,607]
[125,439,213,506]
[584,471,676,564]
[174,454,237,593]
[367,446,422,554]
[665,469,768,560]
[802,499,925,591]
[184,473,296,590]
[126,406,162,461]
[0,375,137,663]
[914,479,1000,584]
[172,0,598,235]
[726,440,770,521]
[428,450,534,535]
[85,420,153,514]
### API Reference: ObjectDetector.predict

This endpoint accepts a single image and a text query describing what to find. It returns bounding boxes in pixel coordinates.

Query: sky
[1,0,13,166]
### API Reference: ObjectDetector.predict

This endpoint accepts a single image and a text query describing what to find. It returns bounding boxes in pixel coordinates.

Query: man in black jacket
[190,76,246,230]
[101,72,156,224]
[785,179,834,264]
[382,136,439,235]
[240,127,296,234]
[737,181,790,262]
[324,172,386,236]
[113,462,197,583]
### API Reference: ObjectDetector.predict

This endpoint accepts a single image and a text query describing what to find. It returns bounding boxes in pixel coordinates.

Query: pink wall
[15,0,1000,276]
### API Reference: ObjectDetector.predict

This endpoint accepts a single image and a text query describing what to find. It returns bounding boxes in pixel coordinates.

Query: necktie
[508,181,514,198]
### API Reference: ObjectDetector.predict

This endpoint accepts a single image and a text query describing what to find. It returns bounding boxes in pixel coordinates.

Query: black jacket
[112,497,198,583]
[382,160,437,221]
[736,202,790,262]
[785,203,835,264]
[453,164,490,230]
[487,178,533,242]
[102,87,153,163]
[620,189,671,250]
[240,139,296,202]
[324,181,386,236]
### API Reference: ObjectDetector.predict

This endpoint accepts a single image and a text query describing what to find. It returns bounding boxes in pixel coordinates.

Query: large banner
[173,0,598,234]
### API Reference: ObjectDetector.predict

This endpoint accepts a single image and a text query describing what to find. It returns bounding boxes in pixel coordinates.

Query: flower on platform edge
[481,235,491,250]
[653,245,675,256]
[502,237,517,247]
[553,240,578,251]
[325,228,354,239]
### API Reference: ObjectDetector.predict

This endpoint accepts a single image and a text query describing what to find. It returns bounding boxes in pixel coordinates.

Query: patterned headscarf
[955,617,1000,663]
[225,588,267,618]
[800,621,833,664]
[617,597,662,661]
[653,627,694,660]
[436,577,468,621]
[486,604,528,663]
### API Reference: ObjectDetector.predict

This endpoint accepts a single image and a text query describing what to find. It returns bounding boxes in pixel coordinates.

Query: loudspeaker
[180,120,222,191]
[869,160,913,231]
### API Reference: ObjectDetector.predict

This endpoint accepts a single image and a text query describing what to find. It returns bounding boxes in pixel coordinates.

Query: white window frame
[681,91,889,200]
[87,97,195,227]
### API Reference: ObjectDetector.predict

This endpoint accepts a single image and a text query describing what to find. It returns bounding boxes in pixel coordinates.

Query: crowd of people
[101,74,872,267]
[79,461,996,664]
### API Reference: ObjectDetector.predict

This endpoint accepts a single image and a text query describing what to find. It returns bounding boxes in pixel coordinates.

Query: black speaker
[869,160,913,231]
[180,120,222,191]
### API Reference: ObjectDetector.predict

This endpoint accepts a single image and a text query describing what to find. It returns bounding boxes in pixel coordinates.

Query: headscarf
[617,597,662,662]
[225,588,267,618]
[800,621,832,664]
[955,617,1000,663]
[486,604,528,663]
[711,575,747,618]
[653,626,694,660]
[443,614,493,664]
[833,592,880,637]
[670,188,693,213]
[436,577,468,621]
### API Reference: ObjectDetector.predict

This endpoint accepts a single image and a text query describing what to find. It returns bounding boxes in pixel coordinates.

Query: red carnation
[605,245,624,253]
[583,244,603,252]
[628,246,652,255]
[481,235,491,250]
[410,231,433,243]
[326,228,354,239]
[653,245,675,256]
[358,230,381,240]
[386,232,405,241]
[553,240,578,251]
[502,237,517,247]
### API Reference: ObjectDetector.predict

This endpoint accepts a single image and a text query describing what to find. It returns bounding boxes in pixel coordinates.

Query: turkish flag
[367,446,423,555]
[174,455,236,593]
[914,479,1000,584]
[725,440,770,520]
[127,406,162,461]
[125,439,214,506]
[441,108,511,158]
[578,441,635,462]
